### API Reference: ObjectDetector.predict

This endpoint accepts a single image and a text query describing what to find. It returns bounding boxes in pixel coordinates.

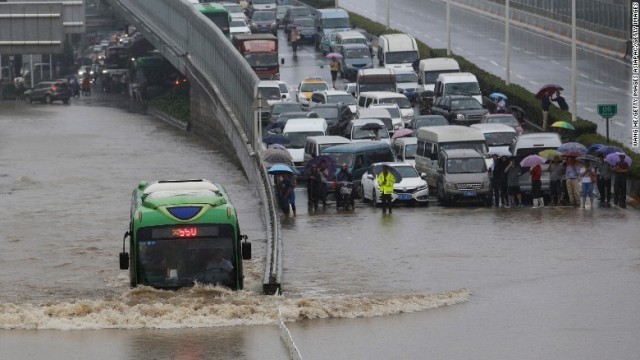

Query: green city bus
[119,179,251,290]
[193,2,231,38]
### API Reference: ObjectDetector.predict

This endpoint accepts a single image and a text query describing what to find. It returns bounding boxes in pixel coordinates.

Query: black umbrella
[359,122,385,131]
[262,134,290,145]
[262,149,294,168]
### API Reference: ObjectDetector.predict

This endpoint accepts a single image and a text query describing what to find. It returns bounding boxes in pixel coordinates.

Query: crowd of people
[489,152,629,209]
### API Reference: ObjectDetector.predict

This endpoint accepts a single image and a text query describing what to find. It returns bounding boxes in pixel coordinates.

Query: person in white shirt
[579,159,597,209]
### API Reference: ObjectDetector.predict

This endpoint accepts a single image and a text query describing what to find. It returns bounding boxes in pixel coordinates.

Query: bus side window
[417,140,425,157]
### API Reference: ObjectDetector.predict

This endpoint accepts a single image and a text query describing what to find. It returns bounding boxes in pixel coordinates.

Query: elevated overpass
[103,0,283,294]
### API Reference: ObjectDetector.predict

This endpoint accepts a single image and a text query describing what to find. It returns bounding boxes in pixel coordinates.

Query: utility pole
[446,0,451,56]
[504,0,510,85]
[571,0,577,122]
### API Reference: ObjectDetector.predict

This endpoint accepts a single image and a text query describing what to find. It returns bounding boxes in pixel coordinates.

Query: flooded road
[0,38,639,360]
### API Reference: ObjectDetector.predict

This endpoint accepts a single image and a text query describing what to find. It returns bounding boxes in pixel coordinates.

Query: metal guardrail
[278,308,304,360]
[104,0,282,294]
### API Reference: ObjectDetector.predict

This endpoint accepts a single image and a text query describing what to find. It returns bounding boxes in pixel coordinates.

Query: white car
[229,19,251,37]
[364,103,404,131]
[308,89,357,113]
[220,2,247,21]
[360,162,429,206]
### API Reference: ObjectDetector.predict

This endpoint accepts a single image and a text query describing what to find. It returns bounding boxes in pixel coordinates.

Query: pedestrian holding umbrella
[605,152,632,167]
[520,154,547,168]
[489,92,508,100]
[328,55,341,89]
[268,164,296,175]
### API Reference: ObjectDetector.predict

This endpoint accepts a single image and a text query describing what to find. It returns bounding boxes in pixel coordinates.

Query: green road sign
[597,104,617,118]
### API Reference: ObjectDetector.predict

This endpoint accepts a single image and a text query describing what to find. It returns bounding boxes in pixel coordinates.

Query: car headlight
[394,123,402,130]
[402,113,413,121]
[445,183,456,190]
[417,184,428,191]
[456,113,466,120]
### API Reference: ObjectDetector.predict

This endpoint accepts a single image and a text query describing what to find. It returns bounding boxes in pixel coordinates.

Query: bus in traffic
[193,2,231,38]
[119,179,251,290]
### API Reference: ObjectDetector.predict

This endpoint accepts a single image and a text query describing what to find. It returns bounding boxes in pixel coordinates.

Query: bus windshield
[245,53,278,67]
[358,83,395,93]
[323,18,351,29]
[284,131,325,148]
[203,13,230,34]
[137,224,236,288]
[445,82,481,96]
[441,141,488,155]
[386,51,418,64]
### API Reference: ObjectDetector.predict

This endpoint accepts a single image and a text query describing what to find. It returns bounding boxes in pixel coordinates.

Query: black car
[268,102,304,123]
[289,17,315,44]
[408,115,449,129]
[249,11,277,36]
[339,44,373,81]
[23,80,71,104]
[308,103,355,134]
[429,95,489,126]
[283,6,312,35]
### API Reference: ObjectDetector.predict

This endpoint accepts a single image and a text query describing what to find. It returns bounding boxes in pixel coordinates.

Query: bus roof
[193,2,228,12]
[416,125,485,142]
[143,179,220,195]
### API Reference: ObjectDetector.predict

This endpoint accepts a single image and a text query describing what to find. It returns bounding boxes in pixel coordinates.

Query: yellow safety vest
[377,172,396,195]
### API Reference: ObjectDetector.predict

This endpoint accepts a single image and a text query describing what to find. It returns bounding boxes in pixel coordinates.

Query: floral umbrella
[557,142,587,155]
[520,155,547,168]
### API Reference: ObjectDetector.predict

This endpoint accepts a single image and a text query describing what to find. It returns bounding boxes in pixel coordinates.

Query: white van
[418,57,460,92]
[433,72,482,104]
[391,137,418,167]
[470,123,517,157]
[377,34,419,70]
[356,91,414,125]
[509,132,562,195]
[283,118,328,172]
[414,125,488,188]
[334,31,369,51]
[303,135,351,167]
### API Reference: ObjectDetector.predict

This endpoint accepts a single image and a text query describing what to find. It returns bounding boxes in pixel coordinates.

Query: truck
[232,34,280,80]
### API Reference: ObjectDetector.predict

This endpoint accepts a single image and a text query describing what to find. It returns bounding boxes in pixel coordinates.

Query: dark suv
[429,95,488,125]
[23,80,71,104]
[283,6,312,35]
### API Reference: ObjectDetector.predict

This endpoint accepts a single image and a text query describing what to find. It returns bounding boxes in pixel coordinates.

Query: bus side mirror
[418,78,423,85]
[281,58,285,65]
[120,252,129,270]
[241,235,251,260]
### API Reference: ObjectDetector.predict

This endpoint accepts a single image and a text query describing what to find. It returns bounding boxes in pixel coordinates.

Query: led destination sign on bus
[150,225,220,239]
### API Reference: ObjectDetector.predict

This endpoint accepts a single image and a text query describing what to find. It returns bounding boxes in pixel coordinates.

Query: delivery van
[377,34,419,70]
[433,72,482,104]
[418,57,460,92]
[282,118,328,173]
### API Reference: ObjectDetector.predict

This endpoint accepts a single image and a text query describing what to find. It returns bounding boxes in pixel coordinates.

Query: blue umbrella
[557,142,587,155]
[596,145,623,155]
[587,143,606,153]
[268,164,295,175]
[489,92,508,100]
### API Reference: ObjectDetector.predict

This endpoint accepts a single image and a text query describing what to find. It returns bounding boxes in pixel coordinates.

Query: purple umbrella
[605,152,632,167]
[325,52,343,59]
[520,155,547,168]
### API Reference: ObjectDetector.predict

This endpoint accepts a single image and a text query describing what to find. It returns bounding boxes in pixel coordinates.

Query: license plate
[398,194,412,200]
[463,191,477,197]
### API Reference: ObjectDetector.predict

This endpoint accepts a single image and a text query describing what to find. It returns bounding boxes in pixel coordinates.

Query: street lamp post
[571,0,577,122]
[504,0,510,85]
[386,0,390,29]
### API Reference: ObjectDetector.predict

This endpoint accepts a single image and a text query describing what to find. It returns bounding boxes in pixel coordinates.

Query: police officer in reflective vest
[377,164,396,214]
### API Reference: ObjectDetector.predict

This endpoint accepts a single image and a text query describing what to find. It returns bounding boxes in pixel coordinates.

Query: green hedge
[150,90,190,123]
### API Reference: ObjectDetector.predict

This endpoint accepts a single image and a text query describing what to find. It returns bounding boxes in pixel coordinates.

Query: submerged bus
[193,2,231,38]
[119,179,251,290]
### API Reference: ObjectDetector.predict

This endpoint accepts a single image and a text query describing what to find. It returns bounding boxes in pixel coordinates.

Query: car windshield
[372,106,400,117]
[483,132,517,146]
[345,48,370,58]
[327,94,356,105]
[446,158,487,174]
[273,103,302,114]
[395,73,418,83]
[450,98,483,110]
[441,141,488,155]
[294,18,314,27]
[353,126,390,140]
[246,53,278,66]
[379,97,411,109]
[344,38,368,46]
[258,87,281,100]
[300,82,328,92]
[276,7,288,15]
[291,8,311,16]
[323,18,350,28]
[253,0,274,4]
[230,20,246,27]
[224,5,242,13]
[405,144,417,158]
[284,131,324,148]
[358,83,396,92]
[445,82,481,96]
[253,12,275,21]
[311,107,338,119]
[424,69,459,84]
[278,83,288,93]
[385,51,418,64]
[393,165,419,178]
[487,116,518,126]
[415,117,448,127]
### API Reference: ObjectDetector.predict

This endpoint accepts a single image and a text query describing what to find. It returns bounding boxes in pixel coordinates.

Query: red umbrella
[391,128,414,139]
[535,84,563,99]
